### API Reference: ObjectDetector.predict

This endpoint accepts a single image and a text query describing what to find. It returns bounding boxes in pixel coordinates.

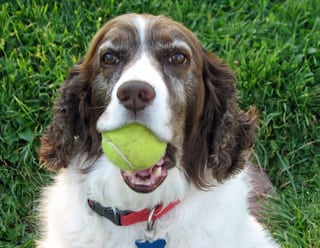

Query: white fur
[38,155,278,247]
[135,15,147,46]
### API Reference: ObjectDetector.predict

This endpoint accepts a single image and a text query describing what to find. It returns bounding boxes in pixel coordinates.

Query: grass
[0,0,319,247]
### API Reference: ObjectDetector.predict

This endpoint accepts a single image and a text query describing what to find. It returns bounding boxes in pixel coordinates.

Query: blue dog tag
[135,239,166,248]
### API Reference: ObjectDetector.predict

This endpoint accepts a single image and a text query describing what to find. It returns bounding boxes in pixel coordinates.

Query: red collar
[88,199,180,226]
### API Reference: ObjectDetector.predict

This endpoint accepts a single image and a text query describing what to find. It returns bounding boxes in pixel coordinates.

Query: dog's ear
[39,62,99,170]
[39,23,117,171]
[183,50,258,188]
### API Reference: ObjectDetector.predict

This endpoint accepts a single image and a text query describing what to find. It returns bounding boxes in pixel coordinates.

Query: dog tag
[135,239,166,248]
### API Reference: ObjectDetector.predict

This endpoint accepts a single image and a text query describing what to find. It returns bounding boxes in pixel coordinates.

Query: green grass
[0,0,319,247]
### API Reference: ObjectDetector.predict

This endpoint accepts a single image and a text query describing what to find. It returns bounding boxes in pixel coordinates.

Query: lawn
[0,0,319,247]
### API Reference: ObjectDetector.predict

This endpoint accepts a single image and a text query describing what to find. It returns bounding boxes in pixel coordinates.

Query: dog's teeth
[153,166,162,177]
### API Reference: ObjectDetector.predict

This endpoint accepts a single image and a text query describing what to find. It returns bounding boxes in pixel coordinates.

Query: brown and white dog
[37,14,278,247]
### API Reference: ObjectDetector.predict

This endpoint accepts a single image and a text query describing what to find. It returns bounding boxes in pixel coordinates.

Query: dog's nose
[117,81,155,113]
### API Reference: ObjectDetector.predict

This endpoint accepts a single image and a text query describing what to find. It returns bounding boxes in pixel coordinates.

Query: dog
[37,13,279,247]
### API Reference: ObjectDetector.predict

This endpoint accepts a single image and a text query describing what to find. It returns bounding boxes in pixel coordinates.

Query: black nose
[117,80,156,113]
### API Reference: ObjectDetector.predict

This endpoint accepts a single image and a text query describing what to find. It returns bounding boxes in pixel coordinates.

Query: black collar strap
[88,199,129,225]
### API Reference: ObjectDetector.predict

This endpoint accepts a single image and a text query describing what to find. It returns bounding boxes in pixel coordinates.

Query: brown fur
[39,62,102,170]
[183,50,258,188]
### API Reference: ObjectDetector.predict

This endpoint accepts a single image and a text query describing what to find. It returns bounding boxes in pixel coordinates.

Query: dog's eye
[102,53,119,65]
[169,53,188,65]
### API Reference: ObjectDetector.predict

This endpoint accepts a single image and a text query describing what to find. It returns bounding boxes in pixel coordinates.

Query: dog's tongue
[134,167,154,177]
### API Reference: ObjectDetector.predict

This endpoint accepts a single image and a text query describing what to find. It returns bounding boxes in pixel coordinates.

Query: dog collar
[87,199,180,226]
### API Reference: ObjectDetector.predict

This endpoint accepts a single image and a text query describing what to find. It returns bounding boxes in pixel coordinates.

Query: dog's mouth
[121,145,176,193]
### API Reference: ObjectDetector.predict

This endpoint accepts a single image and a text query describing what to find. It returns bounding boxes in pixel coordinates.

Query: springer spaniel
[38,14,279,247]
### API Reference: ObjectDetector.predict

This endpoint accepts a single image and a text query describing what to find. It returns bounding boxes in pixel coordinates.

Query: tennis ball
[101,123,166,171]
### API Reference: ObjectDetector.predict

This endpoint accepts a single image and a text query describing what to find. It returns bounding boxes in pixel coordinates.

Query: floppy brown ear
[183,50,258,188]
[39,62,100,170]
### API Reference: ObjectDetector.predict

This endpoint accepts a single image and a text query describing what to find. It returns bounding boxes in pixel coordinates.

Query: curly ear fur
[183,50,258,188]
[39,63,101,170]
[39,23,115,171]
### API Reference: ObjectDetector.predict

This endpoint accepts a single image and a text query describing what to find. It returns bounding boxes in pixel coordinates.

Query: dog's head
[40,14,257,195]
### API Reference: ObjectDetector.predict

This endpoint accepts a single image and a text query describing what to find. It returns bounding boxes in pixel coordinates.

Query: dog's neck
[87,199,180,226]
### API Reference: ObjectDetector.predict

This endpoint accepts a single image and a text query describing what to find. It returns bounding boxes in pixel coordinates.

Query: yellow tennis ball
[101,123,166,171]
